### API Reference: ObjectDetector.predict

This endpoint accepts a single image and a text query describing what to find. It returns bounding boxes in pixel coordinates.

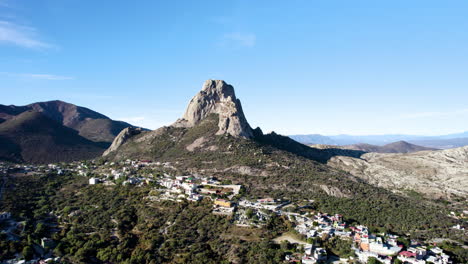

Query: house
[89,177,98,185]
[313,247,327,262]
[304,244,313,255]
[188,194,203,201]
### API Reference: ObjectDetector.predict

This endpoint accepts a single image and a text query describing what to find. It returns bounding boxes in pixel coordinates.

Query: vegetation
[0,170,294,263]
[106,114,463,242]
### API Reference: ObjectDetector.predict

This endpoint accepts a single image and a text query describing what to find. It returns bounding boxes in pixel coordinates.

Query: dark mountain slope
[0,100,133,143]
[0,111,106,163]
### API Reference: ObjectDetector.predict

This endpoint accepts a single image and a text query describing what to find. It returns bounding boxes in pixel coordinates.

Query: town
[0,160,464,264]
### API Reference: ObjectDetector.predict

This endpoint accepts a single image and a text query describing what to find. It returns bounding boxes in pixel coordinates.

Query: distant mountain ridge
[0,111,106,163]
[290,132,468,149]
[0,100,133,143]
[344,141,438,153]
[0,100,136,163]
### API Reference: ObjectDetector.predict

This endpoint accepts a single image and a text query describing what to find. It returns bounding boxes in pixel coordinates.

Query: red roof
[399,251,416,258]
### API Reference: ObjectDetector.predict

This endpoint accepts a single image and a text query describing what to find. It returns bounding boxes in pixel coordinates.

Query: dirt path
[273,232,307,245]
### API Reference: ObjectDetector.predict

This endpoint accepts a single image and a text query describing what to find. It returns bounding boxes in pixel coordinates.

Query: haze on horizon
[1,0,467,136]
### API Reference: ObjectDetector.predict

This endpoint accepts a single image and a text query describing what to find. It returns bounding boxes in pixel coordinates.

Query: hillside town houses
[0,160,462,264]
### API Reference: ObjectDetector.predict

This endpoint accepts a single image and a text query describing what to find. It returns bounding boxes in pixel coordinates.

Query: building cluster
[281,212,454,264]
[233,198,290,227]
[292,212,350,240]
[0,161,462,264]
[147,173,242,215]
[396,245,452,264]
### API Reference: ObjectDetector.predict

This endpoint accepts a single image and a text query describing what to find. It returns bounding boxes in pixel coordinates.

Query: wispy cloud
[23,74,73,80]
[222,32,256,47]
[0,20,52,49]
[0,72,74,80]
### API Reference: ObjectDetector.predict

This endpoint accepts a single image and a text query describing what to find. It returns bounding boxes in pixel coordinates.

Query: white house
[89,178,98,185]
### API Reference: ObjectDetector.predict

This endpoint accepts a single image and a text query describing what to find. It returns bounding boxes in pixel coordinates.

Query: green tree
[245,208,254,219]
[367,257,382,264]
[22,246,34,260]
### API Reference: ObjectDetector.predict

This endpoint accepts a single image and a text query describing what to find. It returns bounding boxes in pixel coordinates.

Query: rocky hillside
[0,111,106,163]
[0,100,132,143]
[327,146,468,200]
[103,80,460,237]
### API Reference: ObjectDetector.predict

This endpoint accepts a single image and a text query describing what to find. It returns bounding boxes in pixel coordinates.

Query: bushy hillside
[104,114,459,238]
[0,111,106,163]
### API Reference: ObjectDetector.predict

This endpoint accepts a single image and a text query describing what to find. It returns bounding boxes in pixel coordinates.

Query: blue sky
[1,0,467,135]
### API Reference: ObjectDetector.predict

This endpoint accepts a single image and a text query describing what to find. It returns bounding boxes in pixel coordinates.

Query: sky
[1,0,467,136]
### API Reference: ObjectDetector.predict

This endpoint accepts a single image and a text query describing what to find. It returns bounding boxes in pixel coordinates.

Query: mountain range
[290,132,468,149]
[342,141,437,153]
[0,100,134,163]
[0,79,466,242]
[101,80,466,222]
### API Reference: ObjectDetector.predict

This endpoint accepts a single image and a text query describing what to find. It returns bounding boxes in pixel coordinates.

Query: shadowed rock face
[174,80,253,138]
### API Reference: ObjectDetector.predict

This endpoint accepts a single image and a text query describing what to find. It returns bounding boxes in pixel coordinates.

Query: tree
[22,246,34,260]
[245,208,254,219]
[367,257,382,264]
[35,222,47,237]
[280,240,290,251]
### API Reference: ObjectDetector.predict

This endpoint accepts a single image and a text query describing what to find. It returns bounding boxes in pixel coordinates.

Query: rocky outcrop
[103,127,143,156]
[327,146,468,200]
[173,80,253,138]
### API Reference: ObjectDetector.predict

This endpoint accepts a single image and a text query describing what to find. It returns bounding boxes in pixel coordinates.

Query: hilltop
[0,100,133,143]
[344,141,438,153]
[103,80,459,236]
[0,111,106,163]
[0,100,139,163]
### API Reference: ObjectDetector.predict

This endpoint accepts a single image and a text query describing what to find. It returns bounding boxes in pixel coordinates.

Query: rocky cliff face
[103,127,143,156]
[173,80,253,138]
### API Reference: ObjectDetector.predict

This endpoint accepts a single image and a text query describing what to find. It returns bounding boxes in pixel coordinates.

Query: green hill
[104,114,458,238]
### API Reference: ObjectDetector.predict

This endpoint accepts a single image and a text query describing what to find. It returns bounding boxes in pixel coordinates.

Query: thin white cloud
[0,20,52,49]
[0,72,74,80]
[22,74,74,80]
[222,32,256,47]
